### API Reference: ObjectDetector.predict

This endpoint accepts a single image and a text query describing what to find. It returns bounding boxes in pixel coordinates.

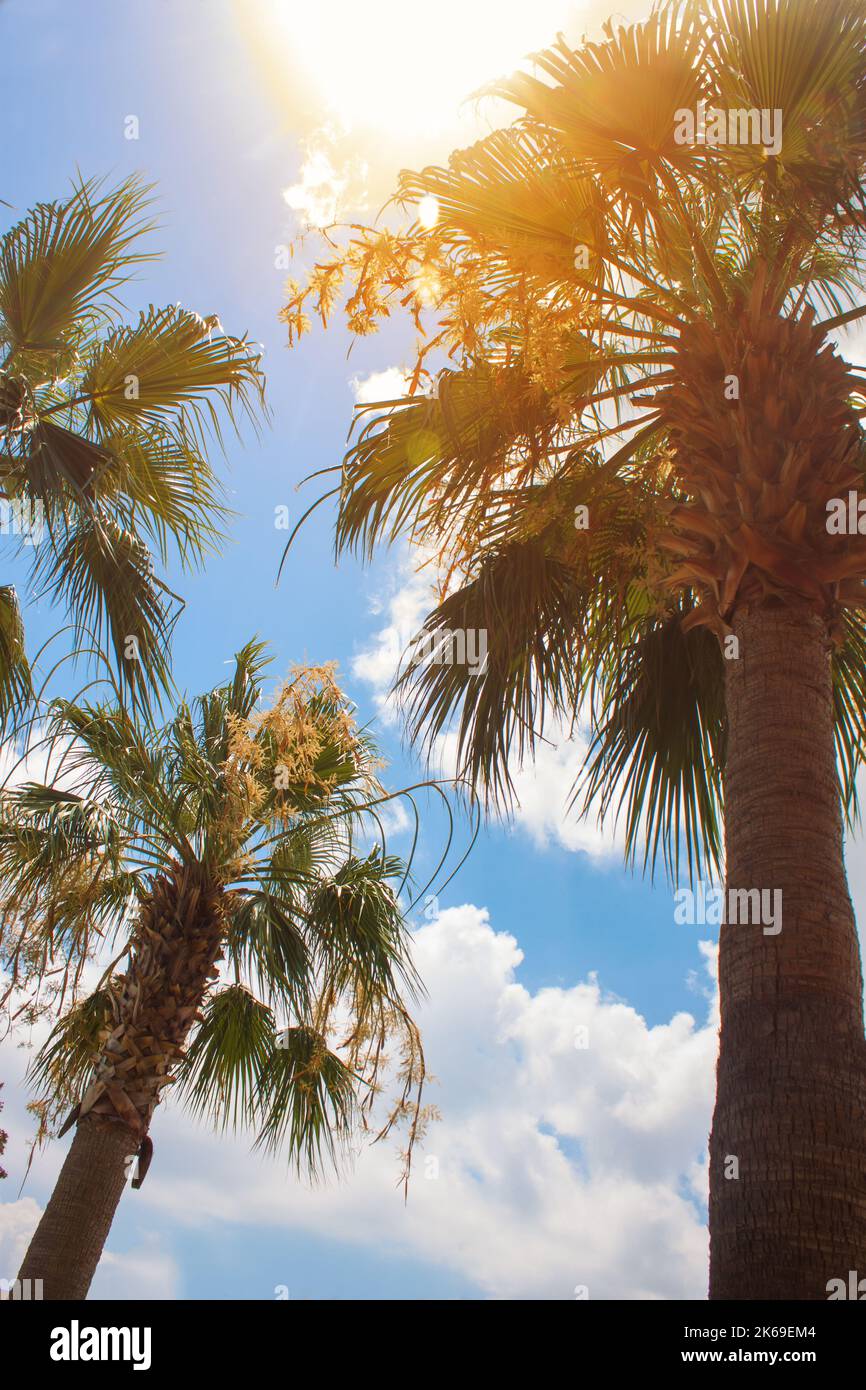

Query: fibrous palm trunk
[18,862,223,1299]
[709,603,866,1299]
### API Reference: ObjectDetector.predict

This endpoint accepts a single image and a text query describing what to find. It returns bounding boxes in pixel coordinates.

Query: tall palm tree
[283,0,866,1298]
[0,174,265,724]
[3,642,431,1298]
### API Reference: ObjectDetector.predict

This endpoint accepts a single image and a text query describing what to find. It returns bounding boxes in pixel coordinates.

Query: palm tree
[0,174,265,724]
[283,0,866,1298]
[3,642,431,1298]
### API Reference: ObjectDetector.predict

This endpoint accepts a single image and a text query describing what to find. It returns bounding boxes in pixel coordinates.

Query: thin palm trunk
[709,603,866,1299]
[18,863,223,1299]
[17,1113,138,1300]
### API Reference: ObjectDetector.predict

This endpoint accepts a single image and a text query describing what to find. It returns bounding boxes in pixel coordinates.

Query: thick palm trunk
[18,863,223,1300]
[709,603,866,1299]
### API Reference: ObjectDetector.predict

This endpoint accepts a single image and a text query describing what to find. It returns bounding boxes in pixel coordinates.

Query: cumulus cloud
[0,1195,179,1300]
[351,368,413,406]
[0,727,97,798]
[350,548,435,719]
[486,727,624,858]
[0,1197,42,1282]
[38,904,715,1300]
[91,1242,180,1301]
[282,127,370,230]
[1,874,717,1299]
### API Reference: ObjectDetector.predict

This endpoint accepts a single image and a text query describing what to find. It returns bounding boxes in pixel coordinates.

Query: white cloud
[0,1195,179,1300]
[2,874,716,1299]
[492,725,624,858]
[0,728,97,797]
[351,549,435,721]
[282,129,370,230]
[351,368,413,406]
[0,1197,41,1281]
[38,904,714,1300]
[91,1242,180,1301]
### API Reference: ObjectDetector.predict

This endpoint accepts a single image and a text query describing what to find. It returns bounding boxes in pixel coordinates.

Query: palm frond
[225,890,311,1015]
[28,988,115,1120]
[306,851,421,1006]
[30,508,179,710]
[178,983,276,1133]
[580,607,726,883]
[80,303,266,454]
[0,174,155,363]
[0,584,32,733]
[252,1023,358,1175]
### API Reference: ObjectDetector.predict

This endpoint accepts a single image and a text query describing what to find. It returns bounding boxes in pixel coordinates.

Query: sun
[239,0,588,139]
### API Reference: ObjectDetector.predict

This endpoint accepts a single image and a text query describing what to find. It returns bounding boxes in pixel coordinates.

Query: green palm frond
[704,0,866,201]
[0,175,155,363]
[28,989,115,1120]
[0,585,32,733]
[92,428,227,567]
[178,984,277,1133]
[80,303,266,453]
[253,1024,358,1175]
[338,361,566,558]
[1,783,123,861]
[833,609,866,818]
[31,508,179,711]
[0,777,134,974]
[580,609,726,883]
[396,538,588,806]
[10,417,115,506]
[397,126,610,294]
[225,891,311,1015]
[487,4,711,233]
[306,851,421,1006]
[0,176,267,722]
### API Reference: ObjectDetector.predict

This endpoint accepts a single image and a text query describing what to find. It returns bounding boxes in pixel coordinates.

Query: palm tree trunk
[17,1113,138,1300]
[709,603,866,1299]
[17,862,224,1300]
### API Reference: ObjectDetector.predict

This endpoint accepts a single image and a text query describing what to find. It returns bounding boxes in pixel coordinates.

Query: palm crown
[0,643,428,1176]
[0,175,266,725]
[283,0,866,879]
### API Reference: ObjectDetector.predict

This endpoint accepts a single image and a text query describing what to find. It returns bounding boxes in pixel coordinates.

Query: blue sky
[1,0,864,1301]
